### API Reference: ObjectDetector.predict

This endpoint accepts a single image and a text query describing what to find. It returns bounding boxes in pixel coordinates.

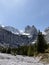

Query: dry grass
[38,53,49,63]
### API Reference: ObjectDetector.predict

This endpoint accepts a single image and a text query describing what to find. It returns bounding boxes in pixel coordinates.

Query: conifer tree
[37,31,47,53]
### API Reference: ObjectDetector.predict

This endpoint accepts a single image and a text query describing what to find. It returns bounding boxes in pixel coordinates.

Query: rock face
[0,25,38,47]
[45,27,49,33]
[4,26,20,34]
[0,28,30,47]
[25,25,38,40]
[44,27,49,43]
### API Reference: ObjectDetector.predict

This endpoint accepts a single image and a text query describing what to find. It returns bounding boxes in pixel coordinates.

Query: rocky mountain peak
[45,27,49,33]
[24,25,38,36]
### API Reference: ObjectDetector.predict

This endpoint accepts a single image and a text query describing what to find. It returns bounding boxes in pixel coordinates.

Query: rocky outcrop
[25,25,38,40]
[44,27,49,43]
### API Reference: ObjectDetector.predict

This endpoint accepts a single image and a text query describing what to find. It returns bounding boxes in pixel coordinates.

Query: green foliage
[1,47,6,53]
[11,48,17,55]
[6,47,11,54]
[17,46,28,56]
[37,31,48,53]
[27,44,34,56]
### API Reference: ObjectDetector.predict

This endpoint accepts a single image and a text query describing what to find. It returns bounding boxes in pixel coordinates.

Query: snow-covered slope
[0,53,48,65]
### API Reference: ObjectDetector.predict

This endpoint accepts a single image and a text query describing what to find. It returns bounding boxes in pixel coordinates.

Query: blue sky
[0,0,49,31]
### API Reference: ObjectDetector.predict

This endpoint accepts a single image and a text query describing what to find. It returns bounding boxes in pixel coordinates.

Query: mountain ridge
[0,25,49,47]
